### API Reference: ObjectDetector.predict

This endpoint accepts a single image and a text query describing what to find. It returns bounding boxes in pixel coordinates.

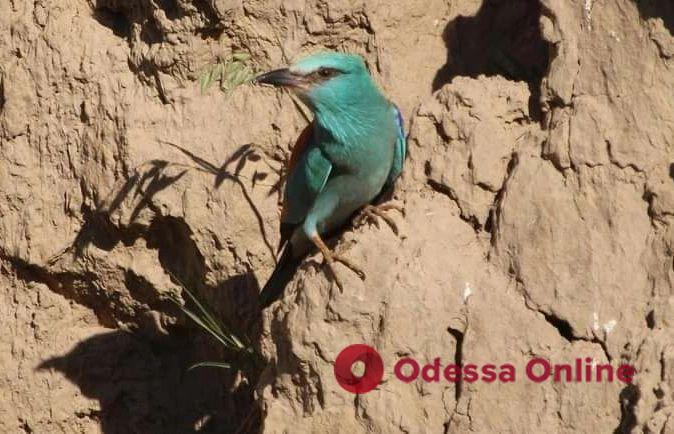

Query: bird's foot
[311,235,365,292]
[355,202,405,235]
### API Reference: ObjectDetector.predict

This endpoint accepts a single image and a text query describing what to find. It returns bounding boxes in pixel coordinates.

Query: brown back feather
[278,122,314,251]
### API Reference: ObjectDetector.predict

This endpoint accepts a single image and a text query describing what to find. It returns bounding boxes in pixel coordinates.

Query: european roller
[255,52,406,308]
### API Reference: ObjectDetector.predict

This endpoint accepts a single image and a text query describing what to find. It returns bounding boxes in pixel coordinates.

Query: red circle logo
[334,344,384,394]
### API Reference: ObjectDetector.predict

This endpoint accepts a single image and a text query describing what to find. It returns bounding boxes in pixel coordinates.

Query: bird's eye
[316,68,339,79]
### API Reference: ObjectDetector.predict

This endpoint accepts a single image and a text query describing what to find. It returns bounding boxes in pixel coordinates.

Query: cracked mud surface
[1,0,673,433]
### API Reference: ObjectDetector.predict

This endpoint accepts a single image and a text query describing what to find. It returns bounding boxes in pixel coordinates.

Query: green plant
[199,52,256,95]
[167,273,259,370]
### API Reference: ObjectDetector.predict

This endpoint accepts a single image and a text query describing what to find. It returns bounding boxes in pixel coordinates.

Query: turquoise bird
[256,52,406,308]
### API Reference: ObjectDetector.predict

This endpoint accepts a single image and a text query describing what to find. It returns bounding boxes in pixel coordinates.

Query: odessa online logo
[334,345,635,394]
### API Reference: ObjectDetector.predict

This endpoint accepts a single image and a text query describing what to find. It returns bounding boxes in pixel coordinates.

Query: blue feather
[386,104,406,186]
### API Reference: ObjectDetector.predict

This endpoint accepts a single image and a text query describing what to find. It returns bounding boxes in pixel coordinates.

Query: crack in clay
[447,326,465,402]
[606,140,645,173]
[613,383,639,434]
[514,280,635,430]
[511,281,617,364]
[18,419,33,434]
[427,179,482,231]
[513,280,615,362]
[485,152,520,240]
[539,309,613,362]
[444,320,471,433]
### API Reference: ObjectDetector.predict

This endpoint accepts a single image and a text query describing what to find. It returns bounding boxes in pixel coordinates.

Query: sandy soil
[1,0,673,432]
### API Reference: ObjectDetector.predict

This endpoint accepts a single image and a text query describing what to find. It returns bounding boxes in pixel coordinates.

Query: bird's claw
[311,235,365,292]
[356,203,405,235]
[323,252,366,292]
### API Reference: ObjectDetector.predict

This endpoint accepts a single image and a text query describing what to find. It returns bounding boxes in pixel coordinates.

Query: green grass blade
[166,271,247,351]
[180,285,225,335]
[200,53,255,95]
[180,286,246,350]
[179,304,234,349]
[165,271,225,336]
[188,361,232,371]
[199,69,213,94]
[232,52,251,62]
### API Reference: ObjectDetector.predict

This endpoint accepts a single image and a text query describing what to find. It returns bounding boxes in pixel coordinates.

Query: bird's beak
[254,68,305,88]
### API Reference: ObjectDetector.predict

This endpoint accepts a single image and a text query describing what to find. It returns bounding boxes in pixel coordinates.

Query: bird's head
[255,52,383,114]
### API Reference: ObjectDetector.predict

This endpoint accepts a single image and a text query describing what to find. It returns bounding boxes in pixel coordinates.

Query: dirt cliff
[1,0,673,433]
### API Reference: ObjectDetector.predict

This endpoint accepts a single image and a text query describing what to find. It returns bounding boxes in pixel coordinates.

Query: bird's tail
[259,244,301,309]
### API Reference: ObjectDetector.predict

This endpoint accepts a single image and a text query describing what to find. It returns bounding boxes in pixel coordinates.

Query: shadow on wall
[38,330,256,434]
[636,0,674,33]
[91,0,225,43]
[83,141,281,264]
[62,141,275,328]
[39,142,276,432]
[157,140,283,262]
[433,0,549,117]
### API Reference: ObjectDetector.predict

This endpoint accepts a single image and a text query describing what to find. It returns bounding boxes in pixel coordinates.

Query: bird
[255,52,406,308]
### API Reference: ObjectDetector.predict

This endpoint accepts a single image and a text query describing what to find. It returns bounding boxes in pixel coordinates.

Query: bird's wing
[286,121,313,174]
[385,104,406,187]
[278,121,332,250]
